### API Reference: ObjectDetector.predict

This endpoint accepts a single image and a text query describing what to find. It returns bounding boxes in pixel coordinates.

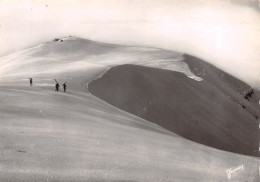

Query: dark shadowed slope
[89,64,259,157]
[183,54,260,120]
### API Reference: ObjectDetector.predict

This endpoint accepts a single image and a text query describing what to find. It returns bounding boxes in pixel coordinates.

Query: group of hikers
[29,78,67,92]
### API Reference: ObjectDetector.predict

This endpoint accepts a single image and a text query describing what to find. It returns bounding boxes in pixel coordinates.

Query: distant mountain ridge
[0,36,200,82]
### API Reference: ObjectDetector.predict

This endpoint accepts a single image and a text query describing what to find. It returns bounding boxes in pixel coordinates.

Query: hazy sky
[0,0,260,88]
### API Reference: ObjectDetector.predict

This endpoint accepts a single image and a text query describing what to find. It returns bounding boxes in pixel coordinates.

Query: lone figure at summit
[54,79,60,91]
[29,78,33,86]
[62,82,67,92]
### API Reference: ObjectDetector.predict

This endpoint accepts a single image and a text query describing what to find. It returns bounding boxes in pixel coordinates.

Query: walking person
[55,83,60,91]
[29,78,33,86]
[54,79,60,91]
[62,82,67,92]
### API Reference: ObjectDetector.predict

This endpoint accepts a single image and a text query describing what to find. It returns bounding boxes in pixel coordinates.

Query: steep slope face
[183,54,260,120]
[89,64,259,157]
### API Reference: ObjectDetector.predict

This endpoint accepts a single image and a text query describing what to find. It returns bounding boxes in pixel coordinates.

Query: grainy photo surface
[0,0,260,181]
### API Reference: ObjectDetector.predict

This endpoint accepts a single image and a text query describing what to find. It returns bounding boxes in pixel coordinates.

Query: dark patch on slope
[89,64,259,157]
[182,54,260,120]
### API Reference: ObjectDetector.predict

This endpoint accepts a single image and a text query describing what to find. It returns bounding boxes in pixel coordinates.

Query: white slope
[0,37,259,182]
[0,36,202,82]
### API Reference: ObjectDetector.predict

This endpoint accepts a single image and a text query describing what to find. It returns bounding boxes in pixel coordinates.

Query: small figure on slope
[29,78,33,86]
[62,82,67,92]
[54,79,60,91]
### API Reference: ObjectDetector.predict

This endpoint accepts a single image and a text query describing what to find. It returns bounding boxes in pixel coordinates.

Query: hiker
[54,79,60,91]
[62,82,67,92]
[55,83,60,91]
[29,78,33,86]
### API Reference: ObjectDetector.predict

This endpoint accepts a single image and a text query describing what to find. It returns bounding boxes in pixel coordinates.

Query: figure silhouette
[29,78,33,86]
[62,82,67,92]
[54,79,60,91]
[55,83,60,91]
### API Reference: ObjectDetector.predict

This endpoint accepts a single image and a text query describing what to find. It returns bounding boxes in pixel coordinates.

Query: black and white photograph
[0,0,260,181]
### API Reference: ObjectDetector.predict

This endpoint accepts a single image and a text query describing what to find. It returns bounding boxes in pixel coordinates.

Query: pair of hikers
[54,79,67,92]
